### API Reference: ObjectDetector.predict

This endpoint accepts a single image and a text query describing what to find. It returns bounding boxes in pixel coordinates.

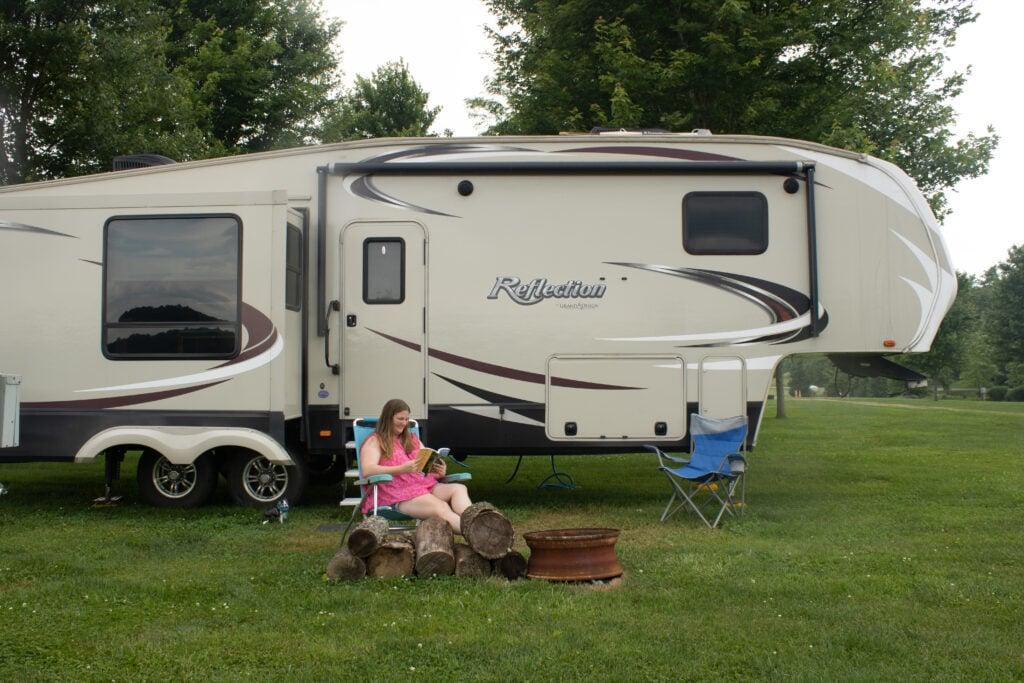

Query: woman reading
[359,398,472,533]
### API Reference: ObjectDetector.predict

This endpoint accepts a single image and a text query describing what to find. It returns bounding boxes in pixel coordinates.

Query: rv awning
[325,160,812,176]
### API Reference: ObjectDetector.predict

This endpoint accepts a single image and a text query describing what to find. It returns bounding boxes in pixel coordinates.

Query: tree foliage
[899,270,974,393]
[982,245,1024,373]
[322,60,441,141]
[1,0,341,184]
[158,0,342,154]
[475,0,996,215]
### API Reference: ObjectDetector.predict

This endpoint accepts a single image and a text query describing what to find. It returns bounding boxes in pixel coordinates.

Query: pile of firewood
[326,502,526,581]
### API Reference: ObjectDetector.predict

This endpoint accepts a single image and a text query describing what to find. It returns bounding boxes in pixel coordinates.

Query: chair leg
[661,469,742,528]
[338,500,360,547]
[660,490,683,522]
[660,477,709,525]
[676,478,728,528]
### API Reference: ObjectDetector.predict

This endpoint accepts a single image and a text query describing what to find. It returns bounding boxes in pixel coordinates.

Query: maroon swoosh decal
[367,328,641,390]
[24,380,230,410]
[29,304,277,409]
[559,145,743,162]
[213,303,278,368]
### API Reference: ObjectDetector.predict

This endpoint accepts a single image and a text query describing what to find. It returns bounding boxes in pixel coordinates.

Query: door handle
[323,300,340,375]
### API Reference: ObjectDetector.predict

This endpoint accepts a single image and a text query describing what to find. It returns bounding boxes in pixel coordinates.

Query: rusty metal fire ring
[523,528,623,581]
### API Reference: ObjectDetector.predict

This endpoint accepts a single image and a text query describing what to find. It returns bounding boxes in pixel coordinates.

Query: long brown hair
[374,398,414,459]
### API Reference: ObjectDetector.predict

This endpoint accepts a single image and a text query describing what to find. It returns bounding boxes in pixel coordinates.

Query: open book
[413,448,445,475]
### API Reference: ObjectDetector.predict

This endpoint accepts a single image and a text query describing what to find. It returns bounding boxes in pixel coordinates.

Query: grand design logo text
[487,277,607,306]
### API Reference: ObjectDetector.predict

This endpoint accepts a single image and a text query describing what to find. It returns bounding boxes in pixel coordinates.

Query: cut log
[460,502,515,559]
[493,549,528,580]
[326,547,366,582]
[367,537,415,578]
[347,515,389,558]
[453,542,492,578]
[414,517,455,576]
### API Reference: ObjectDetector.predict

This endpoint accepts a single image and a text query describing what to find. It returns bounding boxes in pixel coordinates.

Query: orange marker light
[883,340,896,348]
[319,430,332,437]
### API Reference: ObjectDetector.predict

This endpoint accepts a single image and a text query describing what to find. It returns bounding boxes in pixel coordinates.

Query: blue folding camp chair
[645,414,748,528]
[340,417,470,541]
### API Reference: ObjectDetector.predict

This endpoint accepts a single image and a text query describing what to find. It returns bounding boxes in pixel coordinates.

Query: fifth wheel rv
[0,132,956,507]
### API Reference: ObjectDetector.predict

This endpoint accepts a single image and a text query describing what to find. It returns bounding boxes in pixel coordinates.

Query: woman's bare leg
[431,483,472,516]
[395,493,462,532]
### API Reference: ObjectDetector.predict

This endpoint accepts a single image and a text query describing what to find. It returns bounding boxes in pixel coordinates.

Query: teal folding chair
[340,417,470,541]
[645,414,748,528]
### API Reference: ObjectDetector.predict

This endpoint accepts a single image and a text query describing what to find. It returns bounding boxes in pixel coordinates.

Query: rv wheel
[136,449,218,509]
[227,451,308,507]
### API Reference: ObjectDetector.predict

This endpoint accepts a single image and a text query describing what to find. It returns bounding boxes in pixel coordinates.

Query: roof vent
[112,154,176,171]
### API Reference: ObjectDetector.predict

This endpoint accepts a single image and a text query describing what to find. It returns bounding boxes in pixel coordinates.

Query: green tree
[1,1,199,183]
[899,271,975,396]
[159,0,341,154]
[475,0,996,215]
[322,60,441,141]
[982,245,1024,374]
[783,355,834,397]
[1,0,340,184]
[1004,362,1024,389]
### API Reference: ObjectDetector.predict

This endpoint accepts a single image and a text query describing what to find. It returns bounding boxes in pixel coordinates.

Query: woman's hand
[431,459,447,477]
[396,459,421,475]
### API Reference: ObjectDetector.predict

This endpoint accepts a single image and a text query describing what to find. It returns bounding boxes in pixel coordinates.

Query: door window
[363,238,405,304]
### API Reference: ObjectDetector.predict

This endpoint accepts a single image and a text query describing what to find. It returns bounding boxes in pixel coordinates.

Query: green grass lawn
[1,398,1022,681]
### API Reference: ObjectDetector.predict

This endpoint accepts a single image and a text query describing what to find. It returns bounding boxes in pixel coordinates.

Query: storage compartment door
[546,355,685,441]
[698,355,747,418]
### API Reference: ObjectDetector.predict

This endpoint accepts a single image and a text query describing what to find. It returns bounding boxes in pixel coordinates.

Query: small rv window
[286,223,302,311]
[363,238,405,304]
[683,192,768,255]
[103,214,242,359]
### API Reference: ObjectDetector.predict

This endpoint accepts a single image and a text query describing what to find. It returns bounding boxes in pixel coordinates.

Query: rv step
[338,496,360,507]
[344,468,359,479]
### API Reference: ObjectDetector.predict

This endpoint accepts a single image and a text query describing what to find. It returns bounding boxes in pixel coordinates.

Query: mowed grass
[1,398,1022,681]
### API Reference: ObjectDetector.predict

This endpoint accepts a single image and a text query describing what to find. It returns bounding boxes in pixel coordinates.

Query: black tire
[136,449,218,509]
[226,450,308,507]
[305,452,347,486]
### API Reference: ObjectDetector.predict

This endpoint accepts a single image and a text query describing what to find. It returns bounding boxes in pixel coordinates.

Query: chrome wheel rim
[241,457,288,502]
[151,459,199,499]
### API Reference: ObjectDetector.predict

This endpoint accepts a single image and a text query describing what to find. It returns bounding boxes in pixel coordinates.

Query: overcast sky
[323,0,1019,277]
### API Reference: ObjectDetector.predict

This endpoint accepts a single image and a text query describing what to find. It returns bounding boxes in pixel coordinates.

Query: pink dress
[360,433,439,513]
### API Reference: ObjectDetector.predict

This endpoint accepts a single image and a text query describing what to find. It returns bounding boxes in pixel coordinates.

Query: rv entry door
[340,222,426,419]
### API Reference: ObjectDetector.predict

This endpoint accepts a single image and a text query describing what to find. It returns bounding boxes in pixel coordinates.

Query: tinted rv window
[103,215,242,358]
[683,192,768,255]
[363,238,405,304]
[286,223,302,311]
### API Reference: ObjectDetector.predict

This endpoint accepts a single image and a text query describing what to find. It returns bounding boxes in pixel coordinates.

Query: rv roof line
[326,160,814,177]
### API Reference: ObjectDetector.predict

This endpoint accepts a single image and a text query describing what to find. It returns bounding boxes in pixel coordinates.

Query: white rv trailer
[0,132,956,507]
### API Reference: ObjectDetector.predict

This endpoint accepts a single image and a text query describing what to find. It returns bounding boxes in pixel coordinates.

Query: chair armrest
[355,474,393,486]
[436,446,471,469]
[644,444,689,467]
[727,453,746,473]
[439,472,471,483]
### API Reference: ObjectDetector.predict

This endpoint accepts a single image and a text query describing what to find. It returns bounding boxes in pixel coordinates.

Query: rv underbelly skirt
[2,409,284,462]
